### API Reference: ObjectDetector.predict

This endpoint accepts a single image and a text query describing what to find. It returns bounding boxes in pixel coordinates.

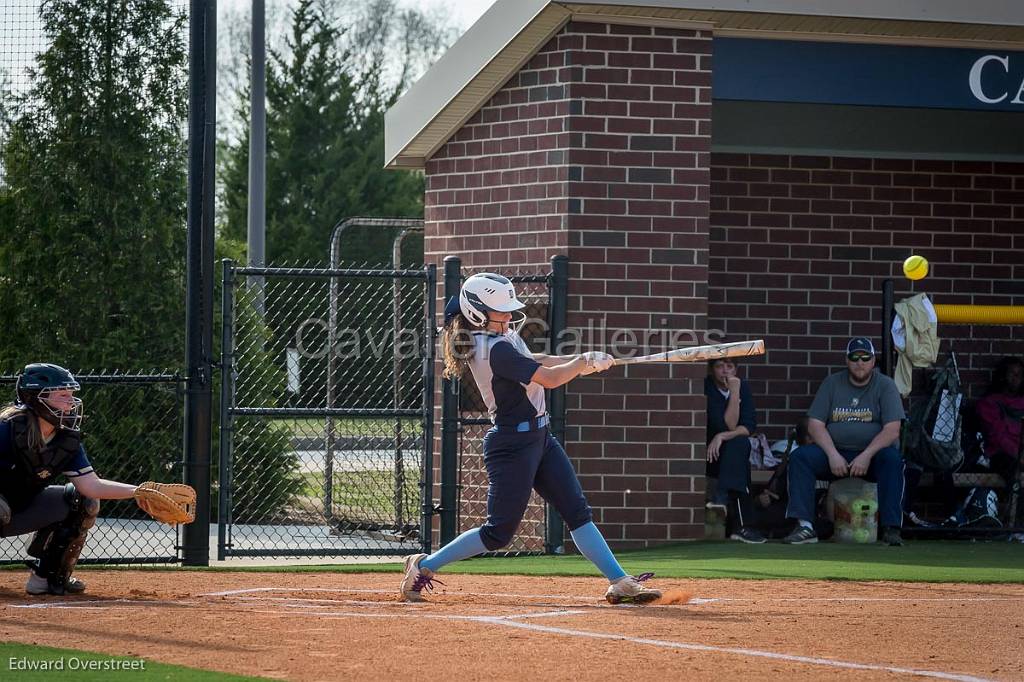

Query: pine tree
[0,0,188,489]
[219,0,441,266]
[0,0,188,372]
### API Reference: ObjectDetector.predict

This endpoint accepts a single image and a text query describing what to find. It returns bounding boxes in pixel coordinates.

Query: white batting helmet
[459,273,526,327]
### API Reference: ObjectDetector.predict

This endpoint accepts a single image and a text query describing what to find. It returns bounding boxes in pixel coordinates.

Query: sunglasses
[847,353,874,363]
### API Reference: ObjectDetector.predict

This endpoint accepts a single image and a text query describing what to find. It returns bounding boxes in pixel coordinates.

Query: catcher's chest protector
[7,413,81,489]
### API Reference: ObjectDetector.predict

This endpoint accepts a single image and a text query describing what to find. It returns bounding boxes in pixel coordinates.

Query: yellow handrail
[933,304,1024,325]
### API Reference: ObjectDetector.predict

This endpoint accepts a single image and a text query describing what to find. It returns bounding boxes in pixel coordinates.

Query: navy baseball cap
[846,337,876,356]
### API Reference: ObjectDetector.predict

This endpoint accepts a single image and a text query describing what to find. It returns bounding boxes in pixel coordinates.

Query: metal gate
[439,256,570,555]
[218,257,436,558]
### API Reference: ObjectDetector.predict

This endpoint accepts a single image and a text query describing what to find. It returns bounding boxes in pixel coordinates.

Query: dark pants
[706,436,754,533]
[786,444,905,528]
[706,436,752,494]
[0,486,72,537]
[479,427,592,551]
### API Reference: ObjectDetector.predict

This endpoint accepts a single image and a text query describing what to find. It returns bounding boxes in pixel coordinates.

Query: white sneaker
[605,573,661,605]
[26,572,86,595]
[399,553,441,602]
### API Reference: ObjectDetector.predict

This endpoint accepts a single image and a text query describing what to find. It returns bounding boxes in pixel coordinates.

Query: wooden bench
[749,468,1023,488]
[918,471,1023,487]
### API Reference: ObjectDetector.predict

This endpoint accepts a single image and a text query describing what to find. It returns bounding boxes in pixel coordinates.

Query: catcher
[0,363,195,596]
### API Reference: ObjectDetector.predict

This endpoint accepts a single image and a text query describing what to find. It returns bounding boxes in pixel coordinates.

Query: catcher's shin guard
[27,483,99,595]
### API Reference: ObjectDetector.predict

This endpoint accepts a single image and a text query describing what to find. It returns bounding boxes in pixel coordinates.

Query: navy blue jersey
[0,420,93,477]
[0,418,93,511]
[467,331,545,427]
[704,375,757,443]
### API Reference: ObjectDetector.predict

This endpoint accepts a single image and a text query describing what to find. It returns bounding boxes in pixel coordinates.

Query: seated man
[976,356,1024,484]
[705,357,766,544]
[782,337,906,546]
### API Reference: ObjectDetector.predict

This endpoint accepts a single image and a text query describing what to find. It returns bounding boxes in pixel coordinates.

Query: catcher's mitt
[134,481,196,525]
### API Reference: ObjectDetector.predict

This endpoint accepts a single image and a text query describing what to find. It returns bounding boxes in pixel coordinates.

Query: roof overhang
[385,0,1024,169]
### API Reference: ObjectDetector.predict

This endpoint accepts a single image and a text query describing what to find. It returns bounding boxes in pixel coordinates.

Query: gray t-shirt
[807,370,905,452]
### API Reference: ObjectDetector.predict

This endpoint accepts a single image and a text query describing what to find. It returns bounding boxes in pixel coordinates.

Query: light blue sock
[420,528,487,573]
[570,521,627,582]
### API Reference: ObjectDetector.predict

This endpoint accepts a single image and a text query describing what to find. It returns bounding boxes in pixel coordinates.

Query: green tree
[0,0,187,372]
[219,0,449,265]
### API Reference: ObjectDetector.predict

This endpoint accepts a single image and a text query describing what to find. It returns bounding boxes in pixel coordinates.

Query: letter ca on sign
[969,55,1024,104]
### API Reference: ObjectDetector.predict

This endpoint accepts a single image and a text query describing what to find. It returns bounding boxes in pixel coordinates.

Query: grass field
[279,417,423,437]
[0,643,263,681]
[17,539,1015,583]
[294,467,419,523]
[215,540,1024,583]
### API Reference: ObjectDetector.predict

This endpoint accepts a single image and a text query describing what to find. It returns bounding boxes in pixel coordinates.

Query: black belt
[494,414,549,433]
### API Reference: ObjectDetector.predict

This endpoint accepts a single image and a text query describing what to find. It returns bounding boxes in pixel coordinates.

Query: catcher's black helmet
[15,363,83,432]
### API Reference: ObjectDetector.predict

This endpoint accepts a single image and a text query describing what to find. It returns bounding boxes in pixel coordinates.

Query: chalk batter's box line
[232,596,994,682]
[242,604,995,682]
[199,586,1024,605]
[249,608,586,622]
[13,587,1023,613]
[7,593,593,622]
[10,598,193,610]
[7,588,999,681]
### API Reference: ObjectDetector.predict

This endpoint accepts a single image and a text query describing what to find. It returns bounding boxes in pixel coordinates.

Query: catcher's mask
[16,363,84,432]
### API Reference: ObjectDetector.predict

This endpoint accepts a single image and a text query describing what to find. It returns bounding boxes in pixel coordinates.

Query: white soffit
[385,0,1024,169]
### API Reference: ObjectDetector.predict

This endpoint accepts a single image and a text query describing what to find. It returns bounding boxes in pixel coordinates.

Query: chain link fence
[219,259,436,558]
[0,0,190,192]
[0,0,49,190]
[0,373,185,565]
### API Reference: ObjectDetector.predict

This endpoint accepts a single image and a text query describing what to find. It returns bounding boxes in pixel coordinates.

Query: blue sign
[713,38,1024,112]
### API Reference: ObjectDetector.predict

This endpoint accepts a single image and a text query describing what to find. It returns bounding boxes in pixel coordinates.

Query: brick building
[385,0,1024,547]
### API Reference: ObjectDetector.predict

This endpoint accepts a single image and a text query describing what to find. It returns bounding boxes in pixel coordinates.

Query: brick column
[425,21,713,548]
[562,23,712,547]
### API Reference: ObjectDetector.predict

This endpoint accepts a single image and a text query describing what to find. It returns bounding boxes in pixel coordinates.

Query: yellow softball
[902,255,929,281]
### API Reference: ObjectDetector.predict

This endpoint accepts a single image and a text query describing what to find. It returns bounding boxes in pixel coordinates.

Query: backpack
[945,487,1001,528]
[902,354,964,471]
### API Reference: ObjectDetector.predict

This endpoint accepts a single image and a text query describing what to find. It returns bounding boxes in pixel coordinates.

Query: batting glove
[580,351,615,374]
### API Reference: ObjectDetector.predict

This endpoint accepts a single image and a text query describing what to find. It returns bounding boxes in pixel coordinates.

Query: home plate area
[1,571,1021,681]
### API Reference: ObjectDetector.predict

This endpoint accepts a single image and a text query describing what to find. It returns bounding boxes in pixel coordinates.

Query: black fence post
[546,255,569,554]
[183,0,215,567]
[421,263,438,554]
[440,256,462,546]
[217,260,235,561]
[881,278,895,377]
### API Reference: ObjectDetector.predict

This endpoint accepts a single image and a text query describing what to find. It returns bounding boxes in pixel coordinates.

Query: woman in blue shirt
[705,357,766,543]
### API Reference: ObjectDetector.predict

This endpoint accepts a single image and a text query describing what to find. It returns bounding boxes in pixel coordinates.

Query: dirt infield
[2,570,1022,681]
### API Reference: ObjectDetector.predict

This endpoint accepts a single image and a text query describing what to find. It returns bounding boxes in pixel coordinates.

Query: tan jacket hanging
[892,293,939,397]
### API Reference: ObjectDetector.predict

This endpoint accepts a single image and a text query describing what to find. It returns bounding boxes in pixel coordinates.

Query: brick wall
[420,19,1024,548]
[560,22,712,547]
[423,36,573,270]
[424,21,714,548]
[709,154,1024,441]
